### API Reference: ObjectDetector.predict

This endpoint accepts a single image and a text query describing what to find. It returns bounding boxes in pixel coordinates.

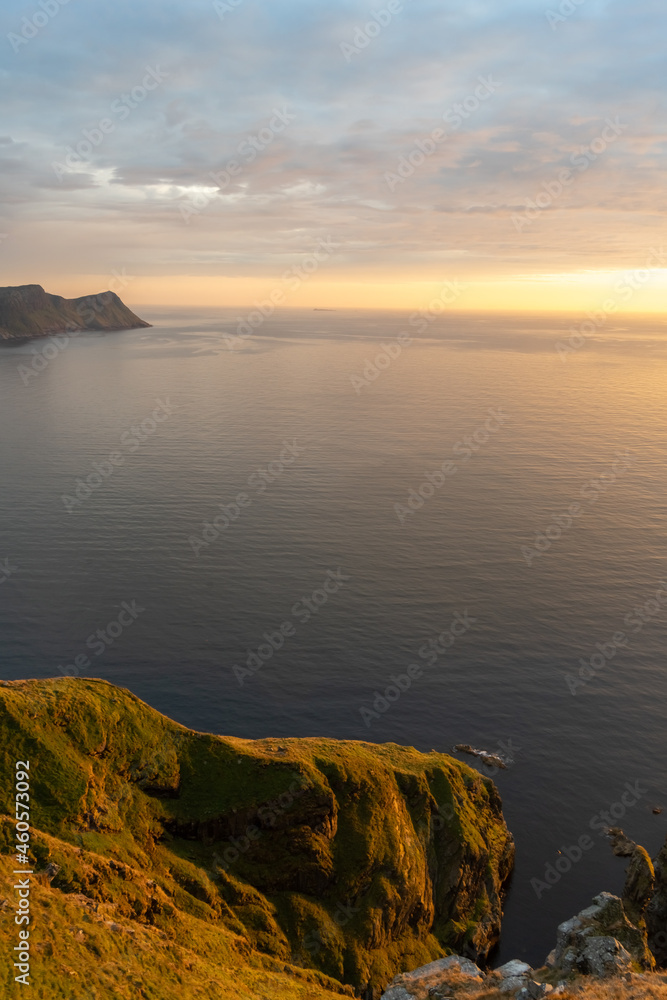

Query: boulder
[400,955,483,982]
[381,954,483,999]
[496,960,533,978]
[499,977,530,994]
[550,892,654,974]
[382,989,415,1000]
[579,937,633,976]
[517,983,552,1000]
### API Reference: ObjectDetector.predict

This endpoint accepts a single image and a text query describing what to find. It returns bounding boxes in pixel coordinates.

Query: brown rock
[607,827,637,857]
[646,835,667,965]
[622,846,655,925]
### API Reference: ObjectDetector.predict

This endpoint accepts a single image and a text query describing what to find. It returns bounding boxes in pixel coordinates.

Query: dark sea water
[1,307,667,966]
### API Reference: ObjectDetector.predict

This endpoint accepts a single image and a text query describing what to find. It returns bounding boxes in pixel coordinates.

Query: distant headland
[0,284,151,340]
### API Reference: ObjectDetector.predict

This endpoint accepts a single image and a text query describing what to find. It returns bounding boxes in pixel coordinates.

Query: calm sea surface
[2,307,667,965]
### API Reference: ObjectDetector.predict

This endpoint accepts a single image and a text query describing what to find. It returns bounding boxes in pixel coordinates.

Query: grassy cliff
[0,284,150,339]
[0,678,514,998]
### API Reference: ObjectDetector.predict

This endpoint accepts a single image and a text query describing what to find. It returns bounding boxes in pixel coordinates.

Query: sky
[1,0,666,312]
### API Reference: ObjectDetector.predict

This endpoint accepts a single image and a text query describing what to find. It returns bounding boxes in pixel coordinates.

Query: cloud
[0,0,665,294]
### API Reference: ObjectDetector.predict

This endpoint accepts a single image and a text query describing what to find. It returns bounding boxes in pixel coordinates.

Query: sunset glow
[48,272,667,315]
[3,0,665,314]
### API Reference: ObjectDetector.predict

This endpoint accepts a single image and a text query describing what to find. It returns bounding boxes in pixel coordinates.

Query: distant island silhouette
[0,284,150,340]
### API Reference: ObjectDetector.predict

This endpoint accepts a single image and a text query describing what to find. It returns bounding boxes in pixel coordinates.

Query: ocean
[1,306,666,965]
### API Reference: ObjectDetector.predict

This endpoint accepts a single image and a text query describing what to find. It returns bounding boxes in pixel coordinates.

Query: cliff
[381,839,667,1000]
[0,284,150,340]
[0,678,514,999]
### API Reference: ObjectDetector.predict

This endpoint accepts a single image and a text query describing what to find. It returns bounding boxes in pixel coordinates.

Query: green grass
[0,284,150,339]
[0,678,514,997]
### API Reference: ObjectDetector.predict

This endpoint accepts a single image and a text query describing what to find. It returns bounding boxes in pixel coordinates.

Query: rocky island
[0,284,150,340]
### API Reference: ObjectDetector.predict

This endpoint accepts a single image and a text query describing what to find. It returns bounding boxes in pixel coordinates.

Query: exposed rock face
[646,836,667,965]
[516,982,552,1000]
[0,283,150,339]
[0,678,514,997]
[623,846,655,926]
[380,837,667,1000]
[381,955,667,1000]
[454,744,507,769]
[608,827,637,857]
[550,893,654,974]
[381,954,483,1000]
[567,936,633,977]
[496,960,535,995]
[496,960,532,978]
[381,955,559,1000]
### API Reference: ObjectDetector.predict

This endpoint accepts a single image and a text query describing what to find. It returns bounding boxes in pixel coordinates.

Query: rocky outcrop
[608,827,637,857]
[380,953,561,1000]
[381,954,666,1000]
[454,745,507,769]
[646,836,667,965]
[0,283,150,339]
[548,893,654,975]
[0,677,514,997]
[380,889,662,1000]
[623,846,655,926]
[381,955,484,1000]
[379,822,667,1000]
